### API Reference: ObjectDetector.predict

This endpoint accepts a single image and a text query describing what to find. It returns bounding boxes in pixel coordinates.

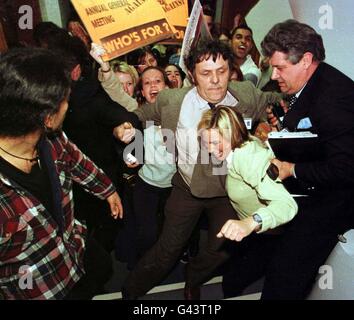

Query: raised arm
[90,43,138,112]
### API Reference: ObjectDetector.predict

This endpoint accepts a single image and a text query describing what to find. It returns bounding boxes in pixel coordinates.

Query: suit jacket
[134,81,279,198]
[282,63,354,193]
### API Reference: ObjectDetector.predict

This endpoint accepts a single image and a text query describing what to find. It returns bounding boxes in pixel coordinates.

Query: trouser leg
[123,185,203,297]
[185,197,238,288]
[65,237,113,300]
[222,233,280,298]
[133,178,160,261]
[262,193,354,300]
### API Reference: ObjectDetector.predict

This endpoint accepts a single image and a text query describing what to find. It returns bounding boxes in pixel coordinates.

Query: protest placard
[178,0,211,75]
[157,0,189,44]
[71,0,176,59]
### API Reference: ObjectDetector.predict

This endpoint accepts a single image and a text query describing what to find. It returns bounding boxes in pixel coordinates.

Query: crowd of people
[0,3,353,301]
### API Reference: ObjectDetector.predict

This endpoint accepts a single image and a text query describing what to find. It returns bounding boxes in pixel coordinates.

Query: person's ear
[302,52,314,69]
[71,64,81,81]
[187,71,195,85]
[44,113,54,130]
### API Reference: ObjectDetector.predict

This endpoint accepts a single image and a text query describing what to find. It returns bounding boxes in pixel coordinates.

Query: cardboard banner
[71,0,176,60]
[179,0,211,75]
[157,0,189,44]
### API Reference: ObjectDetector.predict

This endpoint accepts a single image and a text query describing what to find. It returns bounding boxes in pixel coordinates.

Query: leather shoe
[184,285,200,300]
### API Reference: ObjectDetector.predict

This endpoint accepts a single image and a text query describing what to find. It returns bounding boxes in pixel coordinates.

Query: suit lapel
[283,65,324,131]
[162,87,192,132]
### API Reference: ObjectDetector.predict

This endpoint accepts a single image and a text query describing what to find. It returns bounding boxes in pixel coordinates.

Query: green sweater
[226,139,298,232]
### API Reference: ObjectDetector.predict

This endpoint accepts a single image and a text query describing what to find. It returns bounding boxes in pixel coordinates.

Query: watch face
[253,214,262,224]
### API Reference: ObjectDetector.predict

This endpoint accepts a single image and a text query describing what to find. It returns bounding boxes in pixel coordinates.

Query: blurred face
[270,51,308,94]
[230,69,239,82]
[141,68,166,103]
[201,128,232,161]
[204,15,213,32]
[192,54,230,104]
[219,33,230,45]
[165,65,182,88]
[115,71,135,97]
[232,28,253,60]
[138,52,157,73]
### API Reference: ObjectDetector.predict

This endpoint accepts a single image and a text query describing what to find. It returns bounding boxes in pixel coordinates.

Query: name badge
[244,118,252,130]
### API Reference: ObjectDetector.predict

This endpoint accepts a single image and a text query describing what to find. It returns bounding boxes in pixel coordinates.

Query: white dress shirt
[176,87,238,186]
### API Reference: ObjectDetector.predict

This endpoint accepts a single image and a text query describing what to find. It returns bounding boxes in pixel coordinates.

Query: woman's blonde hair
[110,59,139,86]
[198,105,250,149]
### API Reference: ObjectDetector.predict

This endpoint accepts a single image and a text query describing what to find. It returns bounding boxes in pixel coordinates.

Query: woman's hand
[90,43,110,71]
[216,217,259,242]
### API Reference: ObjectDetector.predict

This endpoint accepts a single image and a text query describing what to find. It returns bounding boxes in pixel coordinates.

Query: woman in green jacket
[198,105,298,242]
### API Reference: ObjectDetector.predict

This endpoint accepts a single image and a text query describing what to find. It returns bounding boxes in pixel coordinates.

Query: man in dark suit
[261,20,354,299]
[116,39,279,299]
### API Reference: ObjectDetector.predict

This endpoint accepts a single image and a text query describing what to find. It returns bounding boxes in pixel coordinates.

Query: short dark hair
[0,47,71,137]
[127,46,159,72]
[184,38,235,74]
[33,22,70,48]
[231,24,253,38]
[164,63,186,81]
[261,19,325,64]
[202,4,215,18]
[48,34,92,78]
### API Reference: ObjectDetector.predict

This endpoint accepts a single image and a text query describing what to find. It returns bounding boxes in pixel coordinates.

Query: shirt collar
[295,83,307,98]
[195,88,238,110]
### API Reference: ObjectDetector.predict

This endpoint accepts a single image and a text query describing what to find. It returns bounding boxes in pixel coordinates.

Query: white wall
[246,0,293,53]
[246,0,354,80]
[39,0,62,27]
[39,0,72,28]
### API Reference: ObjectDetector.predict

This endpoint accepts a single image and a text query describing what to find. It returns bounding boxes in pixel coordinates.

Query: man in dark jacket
[50,36,140,252]
[262,20,354,299]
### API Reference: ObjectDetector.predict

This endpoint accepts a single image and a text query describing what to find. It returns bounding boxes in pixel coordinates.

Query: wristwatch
[252,213,263,231]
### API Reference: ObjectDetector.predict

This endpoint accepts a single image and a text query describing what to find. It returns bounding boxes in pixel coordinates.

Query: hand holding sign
[71,0,179,60]
[90,43,108,66]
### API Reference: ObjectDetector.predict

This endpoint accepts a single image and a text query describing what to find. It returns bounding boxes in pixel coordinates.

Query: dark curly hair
[0,47,71,137]
[184,38,235,77]
[261,19,325,64]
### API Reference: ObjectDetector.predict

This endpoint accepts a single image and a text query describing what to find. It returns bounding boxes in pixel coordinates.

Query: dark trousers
[65,237,113,300]
[261,190,354,300]
[115,177,172,269]
[134,177,172,262]
[123,178,238,297]
[222,233,281,298]
[73,184,119,253]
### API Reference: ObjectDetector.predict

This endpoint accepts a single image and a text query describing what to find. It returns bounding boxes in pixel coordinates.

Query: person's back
[49,36,139,251]
[0,47,121,299]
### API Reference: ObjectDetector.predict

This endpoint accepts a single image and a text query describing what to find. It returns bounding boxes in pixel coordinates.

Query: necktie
[288,94,297,109]
[208,103,216,109]
[283,95,298,130]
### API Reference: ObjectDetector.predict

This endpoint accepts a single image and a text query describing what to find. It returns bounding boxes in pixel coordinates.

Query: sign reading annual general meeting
[158,0,189,44]
[71,0,186,60]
